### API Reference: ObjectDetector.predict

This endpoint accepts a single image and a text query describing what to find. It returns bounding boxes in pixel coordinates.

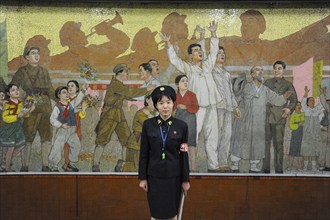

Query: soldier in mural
[115,94,157,172]
[8,35,51,70]
[220,10,330,66]
[263,61,297,174]
[11,46,56,172]
[48,11,130,72]
[160,21,226,173]
[230,66,290,173]
[92,63,154,172]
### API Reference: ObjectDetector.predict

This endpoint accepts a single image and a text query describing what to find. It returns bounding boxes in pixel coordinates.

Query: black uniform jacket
[138,116,190,182]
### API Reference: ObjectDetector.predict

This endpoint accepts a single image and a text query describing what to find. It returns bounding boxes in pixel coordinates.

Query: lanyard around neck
[159,125,171,159]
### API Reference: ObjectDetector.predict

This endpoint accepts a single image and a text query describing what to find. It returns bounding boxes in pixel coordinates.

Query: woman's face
[8,85,20,99]
[156,95,174,119]
[307,97,315,108]
[67,82,79,96]
[178,76,188,92]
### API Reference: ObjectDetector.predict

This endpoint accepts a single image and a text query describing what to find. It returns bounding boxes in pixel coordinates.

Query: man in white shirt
[160,21,225,172]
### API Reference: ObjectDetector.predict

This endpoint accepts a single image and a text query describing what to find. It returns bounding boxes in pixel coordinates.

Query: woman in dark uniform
[138,85,190,220]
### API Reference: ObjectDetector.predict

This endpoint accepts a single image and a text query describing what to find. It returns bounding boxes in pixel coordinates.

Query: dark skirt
[175,109,197,146]
[0,121,26,148]
[147,175,182,219]
[289,126,303,156]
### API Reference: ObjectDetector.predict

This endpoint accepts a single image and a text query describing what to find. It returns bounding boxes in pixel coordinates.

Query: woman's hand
[182,182,190,196]
[139,180,148,192]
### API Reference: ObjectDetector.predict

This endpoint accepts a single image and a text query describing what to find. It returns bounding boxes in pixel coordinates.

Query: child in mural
[11,46,56,172]
[300,86,324,172]
[92,63,154,172]
[62,80,88,172]
[230,66,290,173]
[287,101,304,172]
[160,21,226,173]
[320,87,330,171]
[174,74,199,172]
[49,86,84,172]
[0,79,6,169]
[114,94,157,172]
[0,84,35,172]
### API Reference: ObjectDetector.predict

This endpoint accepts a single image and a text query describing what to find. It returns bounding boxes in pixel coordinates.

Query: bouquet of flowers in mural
[83,94,100,108]
[23,95,42,108]
[79,60,97,81]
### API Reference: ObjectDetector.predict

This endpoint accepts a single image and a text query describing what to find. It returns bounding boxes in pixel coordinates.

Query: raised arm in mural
[49,11,130,71]
[92,64,154,172]
[220,10,330,66]
[161,21,227,173]
[10,46,56,172]
[230,66,291,173]
[263,60,297,174]
[300,86,324,172]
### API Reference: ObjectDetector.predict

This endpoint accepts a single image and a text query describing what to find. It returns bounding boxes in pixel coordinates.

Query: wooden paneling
[0,175,329,220]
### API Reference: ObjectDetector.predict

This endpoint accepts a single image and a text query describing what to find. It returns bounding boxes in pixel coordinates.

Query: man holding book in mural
[11,46,56,172]
[160,21,225,173]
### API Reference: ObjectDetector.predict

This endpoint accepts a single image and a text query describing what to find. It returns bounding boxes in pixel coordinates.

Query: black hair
[187,43,201,55]
[55,86,68,99]
[219,46,225,53]
[273,60,286,70]
[175,74,188,91]
[67,80,80,93]
[306,97,314,107]
[5,83,19,100]
[139,63,153,74]
[151,86,176,110]
[144,94,152,107]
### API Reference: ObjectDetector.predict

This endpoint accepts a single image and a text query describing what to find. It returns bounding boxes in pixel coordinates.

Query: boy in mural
[114,94,156,172]
[92,63,154,172]
[263,60,297,174]
[160,21,226,173]
[49,86,83,172]
[230,66,291,173]
[11,46,56,172]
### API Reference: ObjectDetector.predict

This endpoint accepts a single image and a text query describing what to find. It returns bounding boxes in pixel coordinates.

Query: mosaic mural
[0,3,329,174]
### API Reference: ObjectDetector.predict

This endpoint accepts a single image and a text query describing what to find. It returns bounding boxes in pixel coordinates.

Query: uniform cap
[113,63,129,75]
[23,46,40,58]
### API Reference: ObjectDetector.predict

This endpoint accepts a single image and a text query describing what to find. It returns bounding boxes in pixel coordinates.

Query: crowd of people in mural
[0,9,329,174]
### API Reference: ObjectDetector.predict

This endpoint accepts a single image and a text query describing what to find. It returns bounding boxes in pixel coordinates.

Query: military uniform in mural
[121,106,156,172]
[93,75,149,171]
[263,77,297,173]
[11,63,56,171]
